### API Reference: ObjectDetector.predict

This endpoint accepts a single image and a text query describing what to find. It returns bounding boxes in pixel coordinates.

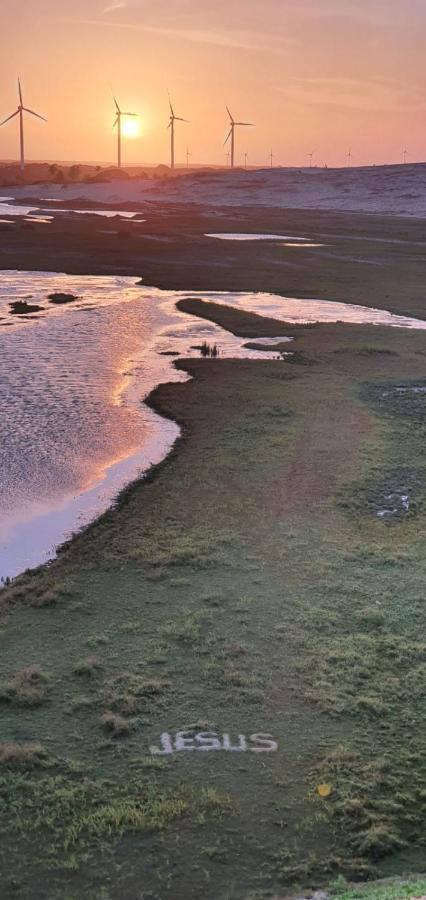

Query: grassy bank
[0,300,425,899]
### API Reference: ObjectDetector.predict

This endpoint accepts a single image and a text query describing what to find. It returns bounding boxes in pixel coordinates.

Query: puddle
[206,233,310,242]
[377,493,410,518]
[23,216,53,225]
[280,242,325,248]
[0,201,145,220]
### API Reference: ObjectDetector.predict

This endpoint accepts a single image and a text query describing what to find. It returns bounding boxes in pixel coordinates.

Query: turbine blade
[224,129,232,145]
[113,96,120,112]
[235,122,254,127]
[175,117,188,122]
[0,109,19,127]
[23,107,47,122]
[18,78,23,105]
[113,117,118,129]
[226,105,234,122]
[122,112,137,117]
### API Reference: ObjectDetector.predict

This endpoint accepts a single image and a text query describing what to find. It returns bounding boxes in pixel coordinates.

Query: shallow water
[0,201,144,220]
[1,273,425,580]
[206,233,310,242]
[203,290,426,329]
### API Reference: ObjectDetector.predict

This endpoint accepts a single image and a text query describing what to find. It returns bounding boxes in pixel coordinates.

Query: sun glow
[122,118,140,139]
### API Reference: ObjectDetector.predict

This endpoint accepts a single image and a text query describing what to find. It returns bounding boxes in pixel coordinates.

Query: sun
[122,118,140,139]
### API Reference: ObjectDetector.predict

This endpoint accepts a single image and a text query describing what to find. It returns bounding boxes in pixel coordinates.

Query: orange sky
[1,0,426,168]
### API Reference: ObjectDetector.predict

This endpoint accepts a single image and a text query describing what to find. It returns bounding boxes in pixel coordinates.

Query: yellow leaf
[317,783,332,798]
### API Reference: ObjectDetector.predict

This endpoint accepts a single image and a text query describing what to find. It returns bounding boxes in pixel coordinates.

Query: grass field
[0,296,425,899]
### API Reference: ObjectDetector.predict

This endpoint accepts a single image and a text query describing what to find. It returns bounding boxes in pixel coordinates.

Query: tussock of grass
[0,742,48,768]
[104,672,170,716]
[162,609,209,645]
[100,711,135,738]
[73,656,103,678]
[0,665,49,707]
[0,578,74,612]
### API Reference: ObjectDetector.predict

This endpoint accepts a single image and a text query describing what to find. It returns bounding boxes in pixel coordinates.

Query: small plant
[0,666,49,707]
[199,341,219,358]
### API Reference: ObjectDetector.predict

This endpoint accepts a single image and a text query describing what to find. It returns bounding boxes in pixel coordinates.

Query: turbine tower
[113,96,137,170]
[347,148,352,167]
[168,96,187,170]
[403,148,408,164]
[224,107,254,169]
[0,78,46,173]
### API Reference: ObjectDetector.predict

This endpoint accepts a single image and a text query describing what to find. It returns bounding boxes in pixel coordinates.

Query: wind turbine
[168,96,187,170]
[113,96,137,170]
[347,148,352,167]
[186,147,192,169]
[403,148,408,164]
[244,152,248,169]
[224,107,254,169]
[0,78,46,173]
[307,151,314,168]
[270,150,275,168]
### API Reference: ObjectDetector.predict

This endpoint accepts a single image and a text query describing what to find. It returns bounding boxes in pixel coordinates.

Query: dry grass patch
[105,673,170,716]
[0,741,48,768]
[0,665,49,707]
[73,655,103,678]
[101,711,135,738]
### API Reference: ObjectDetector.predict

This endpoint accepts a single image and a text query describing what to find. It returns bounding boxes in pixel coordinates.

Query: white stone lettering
[222,733,247,752]
[195,732,222,751]
[249,733,278,753]
[149,732,174,755]
[149,729,278,755]
[175,731,196,751]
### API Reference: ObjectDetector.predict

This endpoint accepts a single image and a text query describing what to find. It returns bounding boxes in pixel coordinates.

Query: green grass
[0,305,425,896]
[330,876,426,899]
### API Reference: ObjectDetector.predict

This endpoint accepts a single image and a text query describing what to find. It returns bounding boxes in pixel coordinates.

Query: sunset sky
[1,0,426,168]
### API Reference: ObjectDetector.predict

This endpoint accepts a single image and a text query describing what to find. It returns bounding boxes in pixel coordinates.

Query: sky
[1,0,426,168]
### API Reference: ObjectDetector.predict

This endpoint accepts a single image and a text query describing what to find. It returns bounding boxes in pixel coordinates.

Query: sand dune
[7,163,426,217]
